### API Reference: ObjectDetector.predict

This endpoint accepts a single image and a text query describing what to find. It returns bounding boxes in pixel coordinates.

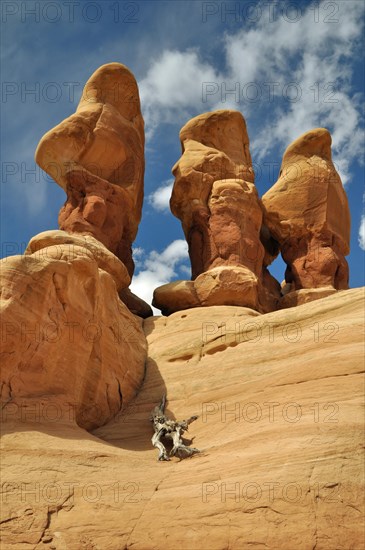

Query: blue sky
[1,0,364,309]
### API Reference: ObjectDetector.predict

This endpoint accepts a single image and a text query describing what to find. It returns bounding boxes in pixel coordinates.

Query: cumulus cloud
[139,49,222,135]
[359,215,365,251]
[235,1,365,184]
[132,246,145,269]
[148,179,174,211]
[131,240,189,313]
[139,1,364,184]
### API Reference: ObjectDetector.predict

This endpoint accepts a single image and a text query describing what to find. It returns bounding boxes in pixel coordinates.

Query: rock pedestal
[262,128,350,306]
[170,110,257,276]
[35,62,151,316]
[35,63,144,272]
[154,110,280,314]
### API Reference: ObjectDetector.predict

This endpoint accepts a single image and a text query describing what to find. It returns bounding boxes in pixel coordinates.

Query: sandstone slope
[0,231,147,431]
[1,288,364,549]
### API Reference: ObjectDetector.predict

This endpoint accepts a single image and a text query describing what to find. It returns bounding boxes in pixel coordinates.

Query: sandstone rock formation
[118,287,153,319]
[0,231,147,431]
[24,229,153,316]
[262,128,350,305]
[154,110,281,315]
[1,58,361,550]
[25,230,130,291]
[35,62,145,279]
[1,289,363,549]
[171,111,258,277]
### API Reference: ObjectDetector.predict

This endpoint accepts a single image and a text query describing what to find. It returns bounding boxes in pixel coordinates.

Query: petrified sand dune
[1,289,363,549]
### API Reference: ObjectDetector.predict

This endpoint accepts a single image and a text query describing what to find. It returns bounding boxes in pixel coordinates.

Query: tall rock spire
[262,128,350,306]
[35,62,145,278]
[154,110,280,314]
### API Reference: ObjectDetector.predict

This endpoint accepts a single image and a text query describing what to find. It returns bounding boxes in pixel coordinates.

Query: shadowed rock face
[262,128,350,293]
[35,62,145,276]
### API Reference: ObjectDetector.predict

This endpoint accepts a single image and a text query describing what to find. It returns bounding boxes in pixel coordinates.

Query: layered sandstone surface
[1,288,363,549]
[0,231,147,431]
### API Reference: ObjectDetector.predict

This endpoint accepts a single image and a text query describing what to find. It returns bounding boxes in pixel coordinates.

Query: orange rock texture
[154,110,281,315]
[35,62,145,277]
[155,121,351,315]
[1,289,363,549]
[262,128,350,294]
[0,231,147,431]
[1,64,360,550]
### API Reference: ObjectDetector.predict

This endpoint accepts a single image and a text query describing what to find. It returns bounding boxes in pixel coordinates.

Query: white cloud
[130,240,189,313]
[359,215,365,251]
[132,246,145,269]
[138,1,363,186]
[224,1,365,185]
[139,49,222,135]
[148,179,173,211]
[4,0,363,249]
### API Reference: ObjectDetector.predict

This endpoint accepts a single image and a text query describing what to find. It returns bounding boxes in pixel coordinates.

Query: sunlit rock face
[154,110,281,315]
[0,59,361,550]
[262,128,350,301]
[0,231,147,431]
[1,290,364,549]
[35,62,145,277]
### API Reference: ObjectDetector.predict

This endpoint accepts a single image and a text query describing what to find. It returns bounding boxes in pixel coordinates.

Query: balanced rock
[0,233,147,430]
[154,110,280,314]
[262,128,350,302]
[35,62,145,277]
